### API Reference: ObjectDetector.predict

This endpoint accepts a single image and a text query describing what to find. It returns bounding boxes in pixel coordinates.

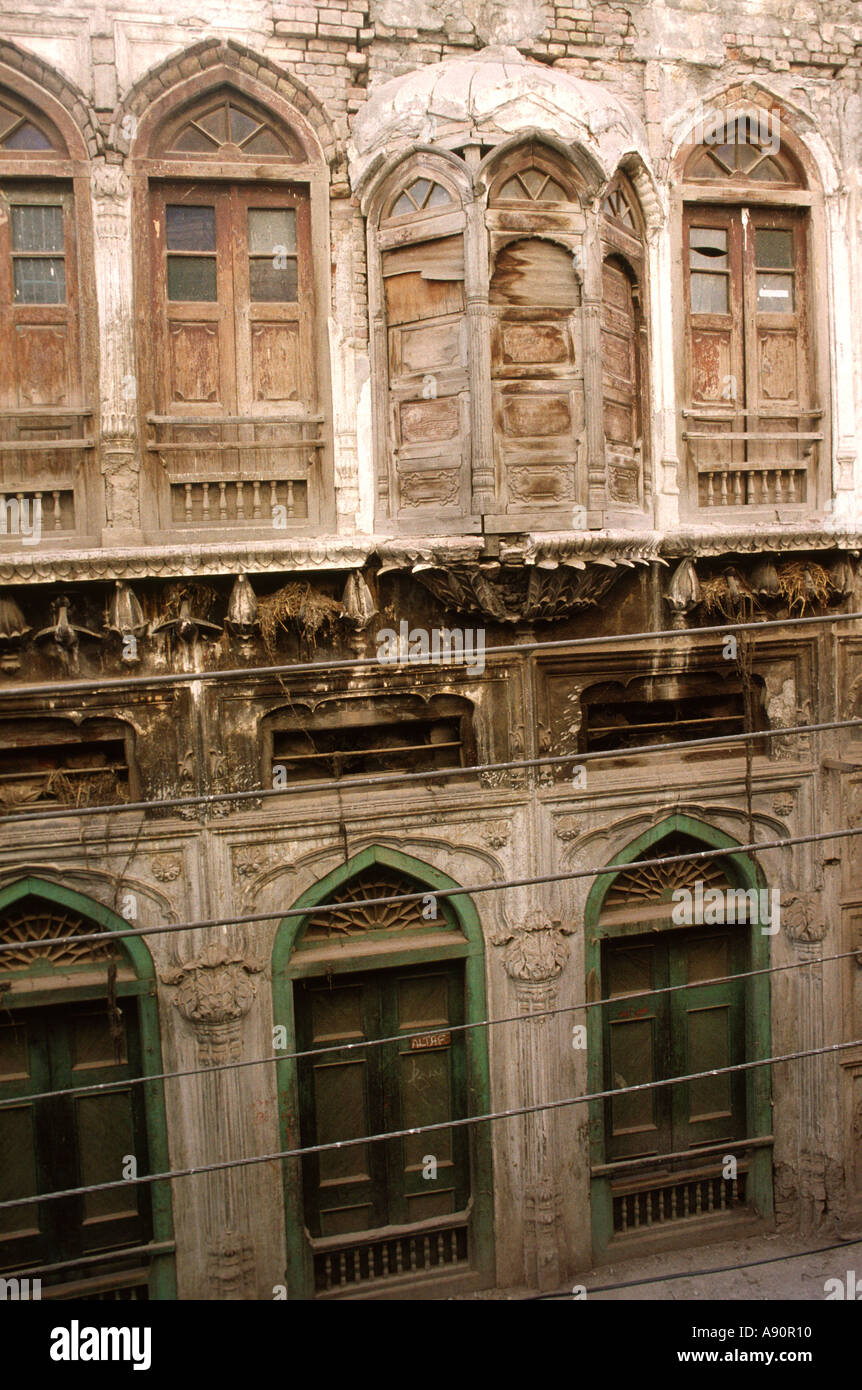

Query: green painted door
[295,961,470,1239]
[602,926,747,1161]
[0,998,152,1275]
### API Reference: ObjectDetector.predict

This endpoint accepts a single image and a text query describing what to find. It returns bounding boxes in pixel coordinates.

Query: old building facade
[0,0,861,1299]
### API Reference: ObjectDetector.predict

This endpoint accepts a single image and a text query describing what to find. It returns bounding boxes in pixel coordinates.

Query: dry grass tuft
[257,583,344,656]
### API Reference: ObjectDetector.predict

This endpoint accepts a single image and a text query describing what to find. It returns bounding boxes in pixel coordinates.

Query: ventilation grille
[613,1170,748,1235]
[314,1221,469,1294]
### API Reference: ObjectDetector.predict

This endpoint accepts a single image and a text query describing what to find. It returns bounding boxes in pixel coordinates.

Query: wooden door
[295,961,469,1239]
[602,926,747,1161]
[489,238,583,516]
[0,999,152,1274]
[0,187,81,410]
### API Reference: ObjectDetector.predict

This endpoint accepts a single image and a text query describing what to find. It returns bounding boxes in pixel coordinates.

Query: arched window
[679,109,818,513]
[584,818,773,1256]
[374,163,470,529]
[0,880,174,1298]
[272,847,493,1298]
[135,81,332,536]
[0,88,93,546]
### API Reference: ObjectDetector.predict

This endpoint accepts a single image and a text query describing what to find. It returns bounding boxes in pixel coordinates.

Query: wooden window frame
[673,112,830,519]
[0,84,98,548]
[131,74,335,539]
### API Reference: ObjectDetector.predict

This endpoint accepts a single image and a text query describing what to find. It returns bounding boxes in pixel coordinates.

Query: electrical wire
[1,942,857,1112]
[0,1034,858,1212]
[1,821,859,956]
[523,1237,862,1300]
[2,715,858,827]
[2,606,860,701]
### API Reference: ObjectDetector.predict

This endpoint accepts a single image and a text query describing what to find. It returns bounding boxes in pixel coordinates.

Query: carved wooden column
[465,189,495,516]
[91,163,143,544]
[582,211,605,526]
[161,946,265,1296]
[500,911,572,1291]
[783,893,828,1233]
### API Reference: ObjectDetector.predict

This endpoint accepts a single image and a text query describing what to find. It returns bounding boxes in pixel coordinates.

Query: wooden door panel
[251,323,300,404]
[601,256,642,510]
[13,323,71,407]
[167,323,222,405]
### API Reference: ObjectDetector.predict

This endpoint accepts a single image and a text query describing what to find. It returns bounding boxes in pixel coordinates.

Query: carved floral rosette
[499,909,573,983]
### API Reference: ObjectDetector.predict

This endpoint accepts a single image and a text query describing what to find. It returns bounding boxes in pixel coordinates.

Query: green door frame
[583,815,773,1255]
[0,877,176,1299]
[272,845,495,1299]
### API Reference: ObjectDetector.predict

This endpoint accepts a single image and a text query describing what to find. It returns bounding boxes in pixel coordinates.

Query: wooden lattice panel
[603,835,731,911]
[0,905,119,969]
[301,872,435,940]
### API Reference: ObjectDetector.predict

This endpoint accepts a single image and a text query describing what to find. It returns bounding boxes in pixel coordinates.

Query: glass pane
[76,1093,138,1223]
[609,1018,655,1133]
[426,181,452,209]
[229,106,260,144]
[392,192,414,216]
[0,104,17,140]
[249,257,297,302]
[13,258,65,304]
[243,127,285,155]
[751,157,786,182]
[248,207,296,255]
[687,1006,731,1118]
[0,1106,37,1235]
[11,204,63,252]
[499,177,523,199]
[538,177,566,201]
[72,1010,127,1069]
[165,204,216,252]
[690,271,729,314]
[690,153,725,179]
[197,105,228,143]
[4,121,52,151]
[167,255,217,301]
[689,227,728,268]
[173,124,218,153]
[756,229,793,268]
[408,178,431,208]
[521,168,546,198]
[0,1021,29,1080]
[757,272,793,312]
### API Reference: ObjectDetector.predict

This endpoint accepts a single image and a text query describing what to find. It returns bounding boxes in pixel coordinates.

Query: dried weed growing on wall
[257,582,344,656]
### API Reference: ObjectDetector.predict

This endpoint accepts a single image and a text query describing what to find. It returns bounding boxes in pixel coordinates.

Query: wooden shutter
[489,238,583,518]
[601,257,642,507]
[382,232,471,526]
[296,962,469,1238]
[0,188,81,411]
[683,205,747,478]
[602,939,672,1162]
[0,999,152,1274]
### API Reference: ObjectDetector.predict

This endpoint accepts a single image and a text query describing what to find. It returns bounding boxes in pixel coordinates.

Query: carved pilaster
[581,298,605,524]
[784,892,829,1232]
[91,163,143,543]
[499,910,572,1290]
[465,194,494,515]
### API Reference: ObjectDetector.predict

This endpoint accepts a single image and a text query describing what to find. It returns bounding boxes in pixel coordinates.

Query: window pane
[11,205,63,253]
[167,255,217,301]
[249,257,297,302]
[243,127,285,155]
[757,272,793,312]
[165,204,216,252]
[4,121,52,151]
[229,106,260,144]
[13,258,65,304]
[72,1010,127,1069]
[755,229,793,268]
[609,1018,655,1133]
[521,168,546,198]
[689,227,728,268]
[197,105,228,143]
[173,124,218,153]
[248,207,296,255]
[607,945,652,999]
[690,271,729,313]
[409,178,431,208]
[426,181,452,208]
[751,157,786,181]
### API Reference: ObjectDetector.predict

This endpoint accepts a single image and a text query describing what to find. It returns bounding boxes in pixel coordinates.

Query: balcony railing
[147,414,323,531]
[683,408,822,509]
[0,409,94,540]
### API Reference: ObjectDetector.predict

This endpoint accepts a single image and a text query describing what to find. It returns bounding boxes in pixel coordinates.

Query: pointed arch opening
[0,877,174,1299]
[272,846,493,1300]
[584,816,773,1256]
